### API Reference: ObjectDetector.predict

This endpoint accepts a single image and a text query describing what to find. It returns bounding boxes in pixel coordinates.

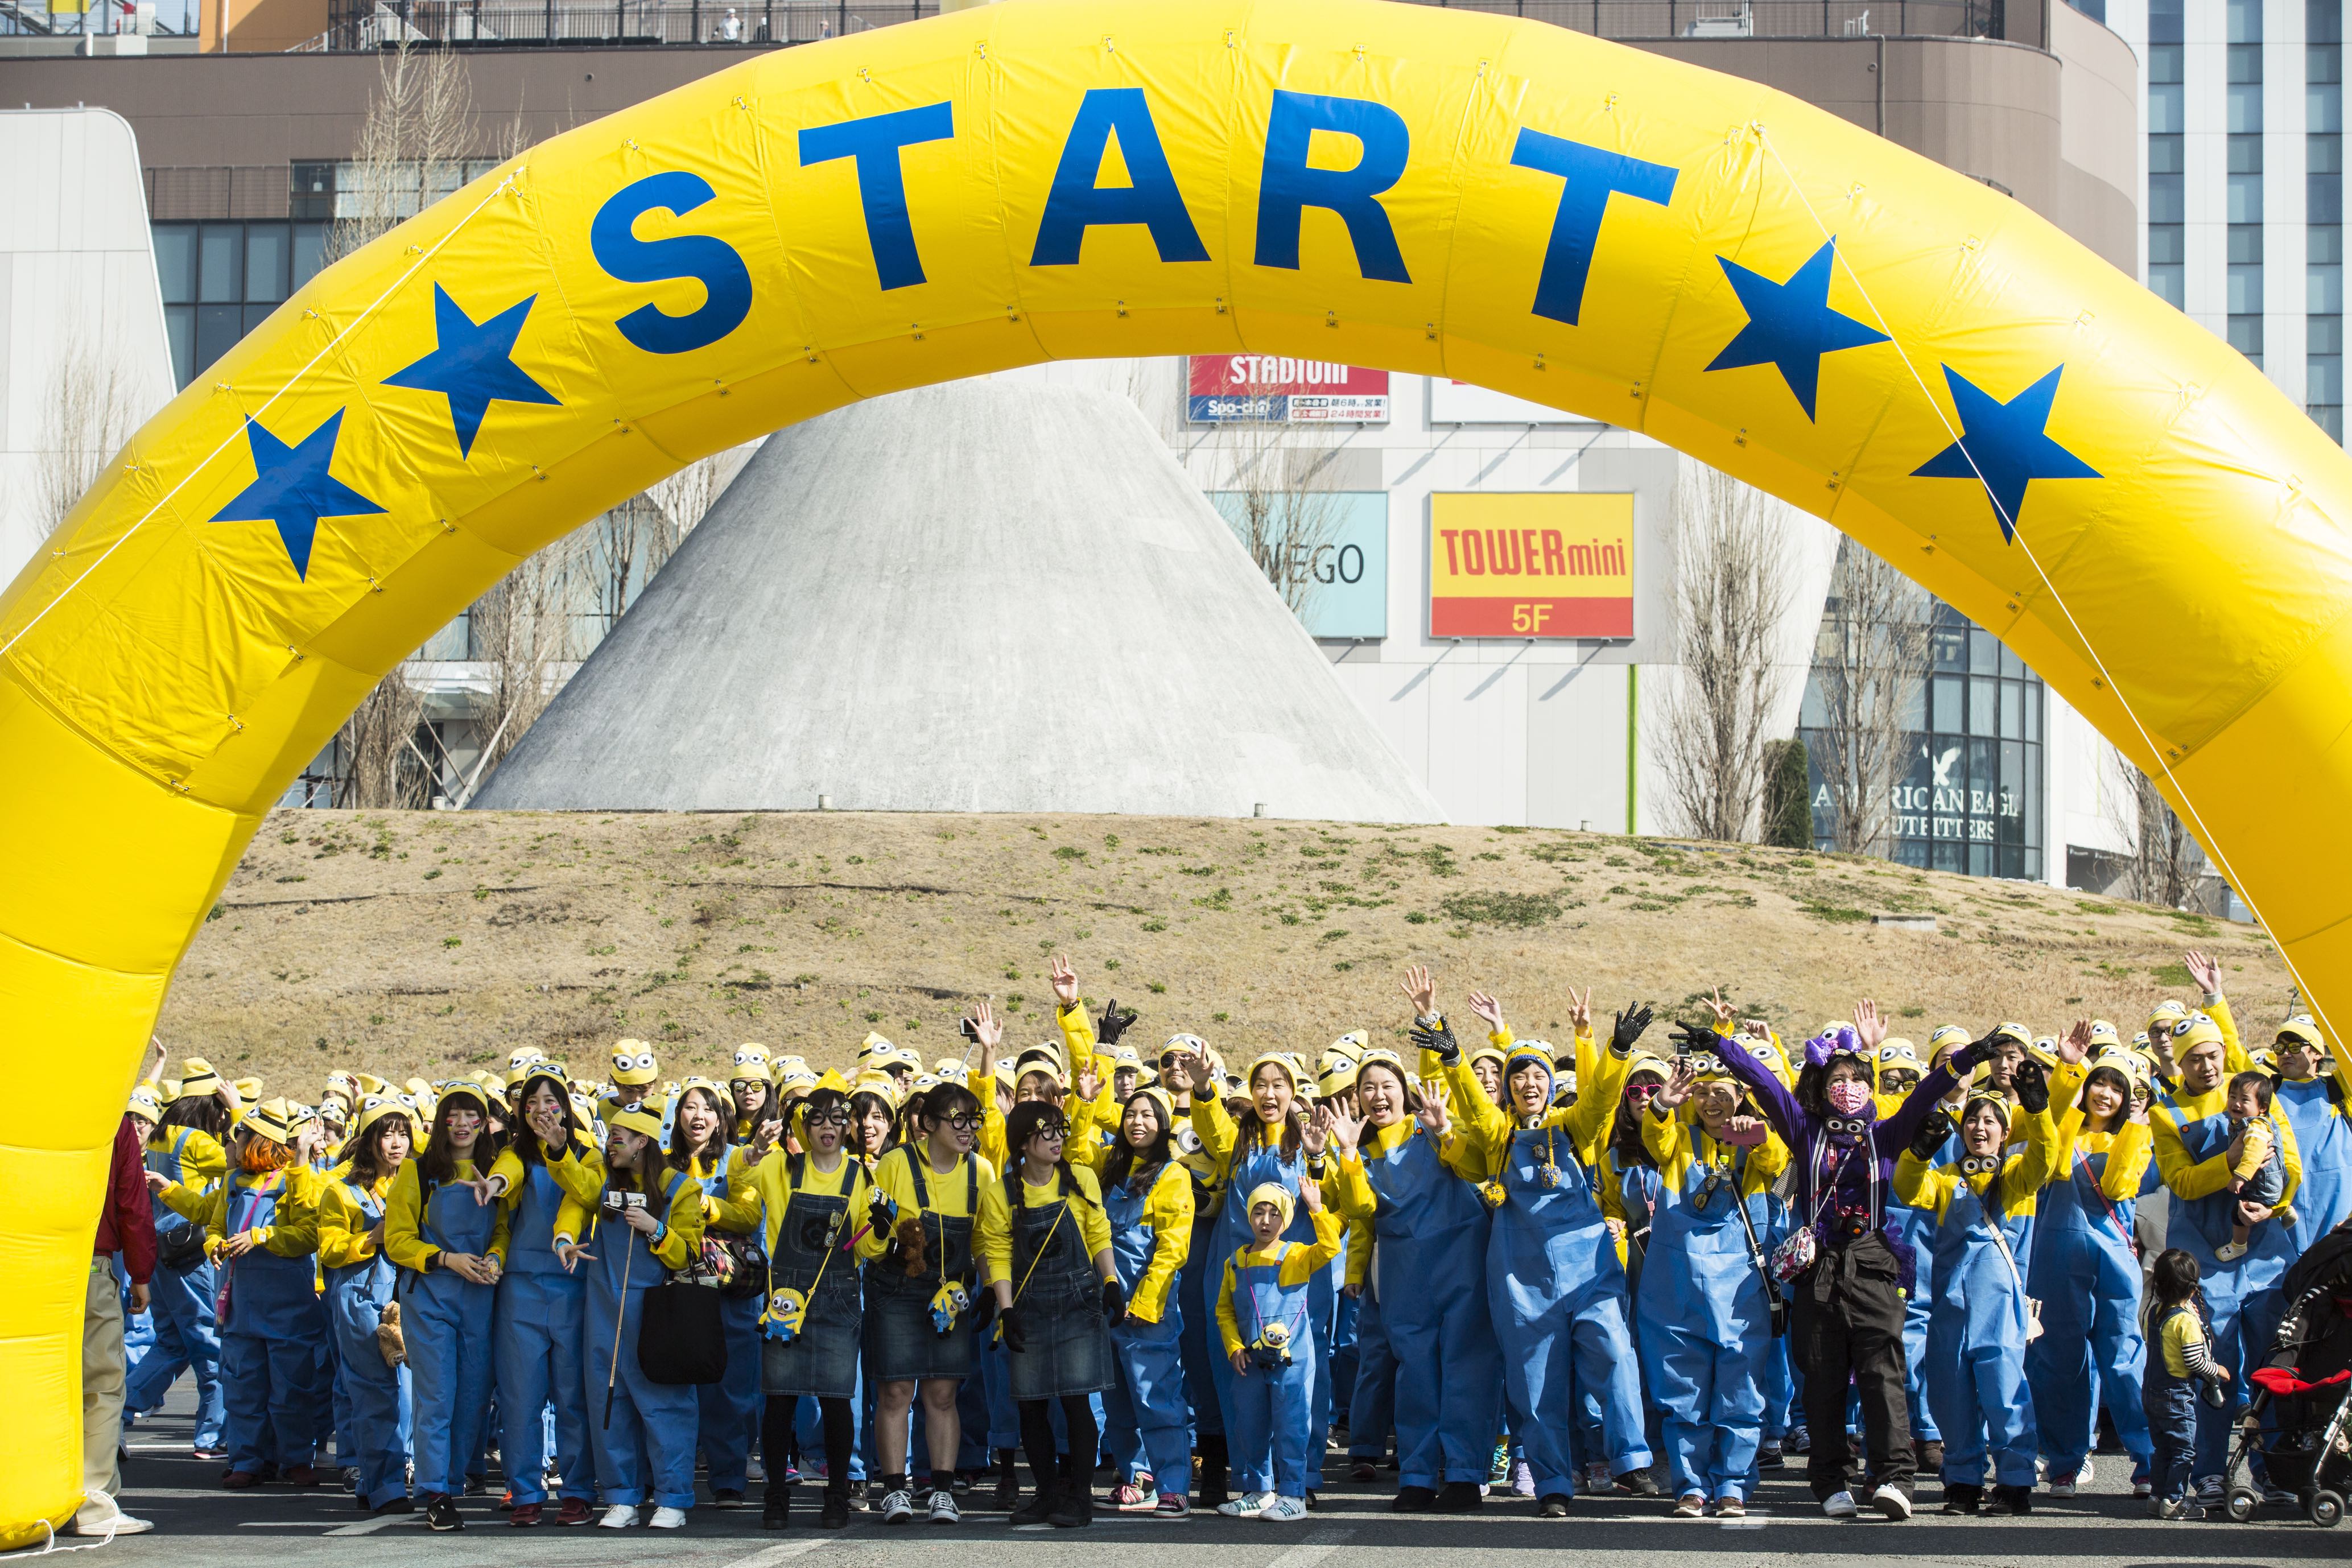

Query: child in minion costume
[1215,1178,1346,1522]
[385,1079,509,1528]
[172,1096,330,1486]
[486,1062,604,1525]
[1635,1041,1789,1517]
[1895,1062,2071,1515]
[315,1094,416,1514]
[1441,1003,1655,1513]
[128,1071,231,1457]
[558,1100,707,1528]
[601,1040,663,1117]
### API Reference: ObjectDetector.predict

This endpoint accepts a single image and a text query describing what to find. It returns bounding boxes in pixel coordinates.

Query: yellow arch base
[3,0,2348,1537]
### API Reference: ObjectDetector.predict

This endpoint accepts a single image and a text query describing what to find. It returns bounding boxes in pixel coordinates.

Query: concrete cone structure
[475,381,1444,822]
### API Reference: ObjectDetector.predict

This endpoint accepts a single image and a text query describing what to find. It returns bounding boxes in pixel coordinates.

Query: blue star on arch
[1705,238,1889,419]
[1911,364,2102,542]
[209,410,386,580]
[383,284,559,458]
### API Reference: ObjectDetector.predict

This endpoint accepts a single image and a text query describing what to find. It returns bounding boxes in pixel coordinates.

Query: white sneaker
[881,1488,915,1525]
[71,1493,152,1538]
[2048,1480,2077,1497]
[1261,1495,1309,1522]
[928,1488,960,1524]
[649,1507,687,1529]
[1822,1490,1859,1518]
[597,1504,639,1529]
[2075,1458,2094,1488]
[1215,1490,1272,1519]
[1872,1483,1912,1520]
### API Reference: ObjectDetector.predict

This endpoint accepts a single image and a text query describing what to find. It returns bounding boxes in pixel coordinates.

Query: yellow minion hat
[242,1097,298,1145]
[2278,1014,2324,1049]
[1988,1022,2033,1049]
[677,1075,735,1115]
[1244,1181,1295,1229]
[180,1057,224,1096]
[778,1064,821,1095]
[2028,1037,2061,1069]
[859,1031,895,1060]
[991,1059,1018,1092]
[435,1079,492,1116]
[1127,1085,1178,1128]
[2088,1020,2122,1049]
[159,1079,183,1103]
[2173,1015,2226,1054]
[1243,1051,1310,1097]
[510,1061,571,1100]
[234,1076,265,1104]
[127,1086,163,1122]
[1328,1030,1369,1059]
[1316,1052,1360,1097]
[1963,1089,2015,1128]
[608,1104,666,1142]
[773,1053,811,1078]
[355,1072,389,1097]
[609,1039,661,1087]
[852,1070,903,1106]
[470,1068,507,1098]
[2147,998,2191,1036]
[933,1057,972,1084]
[1927,1025,1973,1057]
[507,1046,546,1071]
[323,1071,358,1104]
[352,1094,415,1140]
[731,1043,774,1082]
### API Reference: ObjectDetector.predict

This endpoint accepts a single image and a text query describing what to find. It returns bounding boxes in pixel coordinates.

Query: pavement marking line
[1720,1508,1768,1530]
[721,1538,834,1568]
[322,1516,408,1537]
[1261,1526,1355,1568]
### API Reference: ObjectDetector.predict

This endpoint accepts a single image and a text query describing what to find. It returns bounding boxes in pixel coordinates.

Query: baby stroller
[2222,1222,2352,1528]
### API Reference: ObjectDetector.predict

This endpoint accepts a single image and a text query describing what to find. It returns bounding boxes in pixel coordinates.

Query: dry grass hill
[160,809,2296,1094]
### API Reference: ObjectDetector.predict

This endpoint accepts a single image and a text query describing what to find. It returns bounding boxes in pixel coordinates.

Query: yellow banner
[1429,492,1632,637]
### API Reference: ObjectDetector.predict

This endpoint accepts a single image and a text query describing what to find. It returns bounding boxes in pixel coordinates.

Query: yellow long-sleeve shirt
[1325,1116,1487,1223]
[489,1137,608,1212]
[315,1172,394,1271]
[1066,1137,1193,1322]
[1216,1208,1344,1355]
[148,1126,228,1190]
[384,1159,513,1272]
[2154,1083,2304,1206]
[690,1150,764,1235]
[1640,1104,1791,1198]
[1447,1025,1621,1178]
[740,1145,886,1262]
[872,1139,1000,1224]
[552,1165,705,1270]
[976,1161,1114,1289]
[181,1165,326,1260]
[1895,1104,2072,1220]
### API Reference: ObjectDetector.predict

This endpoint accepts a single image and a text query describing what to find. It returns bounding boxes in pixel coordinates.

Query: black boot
[1940,1483,1981,1515]
[1991,1483,2033,1514]
[819,1484,851,1530]
[762,1486,791,1530]
[1392,1484,1438,1511]
[1430,1480,1484,1513]
[1009,1478,1058,1530]
[1048,1467,1093,1529]
[1195,1434,1230,1510]
[992,1450,1020,1512]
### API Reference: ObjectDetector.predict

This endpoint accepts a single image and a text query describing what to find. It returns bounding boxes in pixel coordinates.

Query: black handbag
[638,1277,727,1384]
[155,1219,208,1273]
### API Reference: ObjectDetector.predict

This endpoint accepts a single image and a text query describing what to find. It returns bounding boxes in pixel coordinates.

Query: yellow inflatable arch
[3,0,2350,1536]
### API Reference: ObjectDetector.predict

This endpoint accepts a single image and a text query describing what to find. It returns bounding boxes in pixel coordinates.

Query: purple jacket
[1713,1029,1969,1251]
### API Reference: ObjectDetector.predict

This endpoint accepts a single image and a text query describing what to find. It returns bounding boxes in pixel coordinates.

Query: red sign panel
[1187,356,1390,423]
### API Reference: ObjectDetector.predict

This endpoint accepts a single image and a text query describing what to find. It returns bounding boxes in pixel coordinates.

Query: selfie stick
[602,1209,633,1429]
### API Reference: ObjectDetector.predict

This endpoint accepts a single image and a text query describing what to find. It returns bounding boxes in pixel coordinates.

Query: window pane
[1999,641,2023,678]
[2023,682,2041,742]
[2151,82,2185,134]
[245,224,290,304]
[292,223,327,290]
[1969,629,1996,675]
[1999,682,2021,739]
[2229,224,2266,263]
[244,302,276,336]
[194,304,241,375]
[198,225,242,304]
[2230,84,2265,134]
[153,225,196,306]
[1970,675,1996,735]
[2230,263,2266,314]
[2231,171,2266,222]
[164,303,195,389]
[1933,674,1962,732]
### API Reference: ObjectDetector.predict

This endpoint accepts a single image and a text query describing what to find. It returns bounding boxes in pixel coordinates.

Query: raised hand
[1319,1103,1365,1157]
[1300,1109,1328,1156]
[1049,955,1080,1009]
[1613,1004,1657,1054]
[2184,950,2222,996]
[2063,1020,2094,1064]
[1854,998,1887,1051]
[555,1240,593,1273]
[1656,1058,1697,1111]
[1399,964,1437,1019]
[1075,1065,1101,1104]
[1467,990,1505,1034]
[1097,998,1138,1045]
[1298,1172,1324,1214]
[1417,1078,1452,1138]
[1569,986,1593,1033]
[1709,987,1736,1029]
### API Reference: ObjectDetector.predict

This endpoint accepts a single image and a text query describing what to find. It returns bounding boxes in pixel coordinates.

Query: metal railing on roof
[302,0,2004,52]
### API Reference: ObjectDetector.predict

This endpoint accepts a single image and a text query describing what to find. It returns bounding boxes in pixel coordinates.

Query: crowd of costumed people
[113,947,2352,1533]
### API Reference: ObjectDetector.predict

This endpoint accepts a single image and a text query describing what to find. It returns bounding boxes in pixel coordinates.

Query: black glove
[1101,1277,1126,1322]
[966,1289,996,1336]
[867,1191,897,1238]
[1408,1017,1460,1064]
[1612,1005,1656,1055]
[1096,1000,1138,1046]
[1669,1022,1719,1057]
[1000,1305,1028,1354]
[1909,1108,1954,1161]
[2013,1059,2050,1116]
[1951,1034,2000,1075]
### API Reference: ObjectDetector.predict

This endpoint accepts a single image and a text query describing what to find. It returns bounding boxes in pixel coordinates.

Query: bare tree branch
[1658,463,1796,843]
[2101,747,2209,907]
[1813,539,1932,856]
[36,327,142,538]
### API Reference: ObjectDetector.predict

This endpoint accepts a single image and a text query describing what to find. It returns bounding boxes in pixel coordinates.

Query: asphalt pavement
[68,1381,2333,1568]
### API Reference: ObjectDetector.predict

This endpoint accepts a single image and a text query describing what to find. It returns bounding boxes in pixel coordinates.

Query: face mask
[1826,1080,1872,1116]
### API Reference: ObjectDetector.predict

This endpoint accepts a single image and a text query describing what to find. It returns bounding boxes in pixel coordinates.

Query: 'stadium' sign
[1189,356,1391,423]
[1429,492,1633,637]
